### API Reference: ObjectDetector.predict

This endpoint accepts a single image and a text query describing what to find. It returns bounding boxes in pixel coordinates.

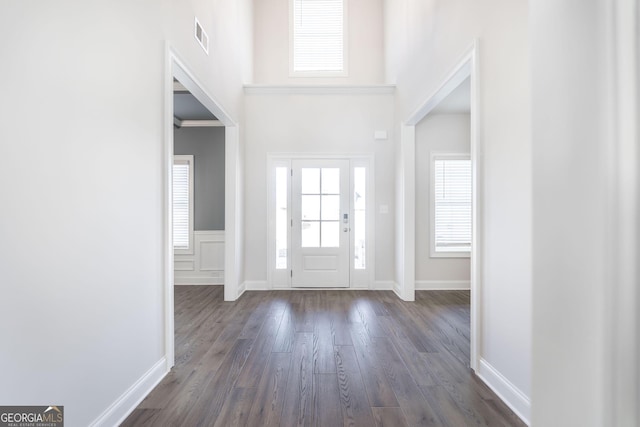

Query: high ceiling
[173,81,217,121]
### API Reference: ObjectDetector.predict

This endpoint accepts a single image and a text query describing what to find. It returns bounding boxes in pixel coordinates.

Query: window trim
[173,154,194,255]
[289,0,349,77]
[430,152,471,258]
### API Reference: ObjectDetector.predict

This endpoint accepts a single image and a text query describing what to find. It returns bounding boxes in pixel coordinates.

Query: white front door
[291,159,350,287]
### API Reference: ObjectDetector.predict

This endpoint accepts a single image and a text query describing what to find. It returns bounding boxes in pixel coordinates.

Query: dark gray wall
[174,127,225,230]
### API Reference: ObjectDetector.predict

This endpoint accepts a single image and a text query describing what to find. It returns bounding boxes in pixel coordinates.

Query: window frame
[430,152,472,258]
[289,0,349,77]
[173,154,194,255]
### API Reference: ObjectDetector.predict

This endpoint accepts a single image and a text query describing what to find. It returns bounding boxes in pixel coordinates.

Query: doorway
[172,80,226,286]
[164,47,242,369]
[401,41,480,371]
[268,155,373,289]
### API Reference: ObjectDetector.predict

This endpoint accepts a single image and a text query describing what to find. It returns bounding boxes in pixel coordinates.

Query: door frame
[267,153,375,289]
[163,44,242,369]
[399,40,481,371]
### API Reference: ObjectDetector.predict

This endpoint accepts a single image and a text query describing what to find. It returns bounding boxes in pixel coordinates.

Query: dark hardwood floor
[121,287,525,426]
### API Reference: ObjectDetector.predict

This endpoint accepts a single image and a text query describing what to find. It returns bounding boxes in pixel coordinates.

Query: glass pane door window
[301,168,341,248]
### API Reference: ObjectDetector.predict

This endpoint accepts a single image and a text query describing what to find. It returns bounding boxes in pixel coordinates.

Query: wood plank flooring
[121,287,525,427]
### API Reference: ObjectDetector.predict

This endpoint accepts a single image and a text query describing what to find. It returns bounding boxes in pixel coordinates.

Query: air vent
[194,17,209,55]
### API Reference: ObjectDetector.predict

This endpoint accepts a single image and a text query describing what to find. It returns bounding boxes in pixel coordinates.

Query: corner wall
[531,0,639,424]
[0,0,252,425]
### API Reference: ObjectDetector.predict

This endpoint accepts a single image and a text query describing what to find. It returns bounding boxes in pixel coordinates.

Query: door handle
[343,227,350,232]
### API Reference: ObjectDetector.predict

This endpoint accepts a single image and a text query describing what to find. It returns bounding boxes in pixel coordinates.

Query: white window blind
[434,158,471,253]
[173,156,193,251]
[292,0,344,72]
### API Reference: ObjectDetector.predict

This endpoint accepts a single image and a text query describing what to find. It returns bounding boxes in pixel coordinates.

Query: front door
[291,159,350,287]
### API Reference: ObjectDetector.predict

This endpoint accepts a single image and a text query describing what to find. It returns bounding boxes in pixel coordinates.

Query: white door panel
[292,159,350,287]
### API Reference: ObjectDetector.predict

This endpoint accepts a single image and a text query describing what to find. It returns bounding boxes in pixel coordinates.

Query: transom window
[291,0,346,74]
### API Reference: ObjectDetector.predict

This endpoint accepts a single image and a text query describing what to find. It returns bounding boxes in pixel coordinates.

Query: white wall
[384,0,532,419]
[0,0,252,425]
[243,90,395,284]
[531,0,639,425]
[415,114,471,283]
[167,0,253,118]
[253,0,384,84]
[174,127,226,231]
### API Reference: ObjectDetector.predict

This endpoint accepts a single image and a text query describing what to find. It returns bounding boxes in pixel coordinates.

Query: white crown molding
[243,84,396,95]
[174,119,224,128]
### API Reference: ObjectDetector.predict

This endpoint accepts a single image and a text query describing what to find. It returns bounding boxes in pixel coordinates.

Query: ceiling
[174,92,217,121]
[431,76,471,114]
[173,80,217,121]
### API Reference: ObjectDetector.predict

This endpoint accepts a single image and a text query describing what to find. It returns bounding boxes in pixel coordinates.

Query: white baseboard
[175,280,223,285]
[244,281,269,291]
[89,357,167,427]
[174,275,223,285]
[237,281,246,298]
[242,281,398,291]
[393,281,402,298]
[476,358,530,425]
[373,280,396,290]
[415,280,470,290]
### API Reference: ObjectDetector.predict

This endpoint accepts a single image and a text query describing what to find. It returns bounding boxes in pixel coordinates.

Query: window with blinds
[433,156,471,255]
[173,155,194,252]
[291,0,345,73]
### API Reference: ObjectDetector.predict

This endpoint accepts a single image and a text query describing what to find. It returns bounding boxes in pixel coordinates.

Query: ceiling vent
[194,17,209,55]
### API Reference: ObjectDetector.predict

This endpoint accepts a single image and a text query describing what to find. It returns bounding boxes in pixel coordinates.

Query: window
[173,155,194,254]
[432,154,471,257]
[300,167,341,248]
[353,167,366,269]
[275,166,288,269]
[291,0,346,74]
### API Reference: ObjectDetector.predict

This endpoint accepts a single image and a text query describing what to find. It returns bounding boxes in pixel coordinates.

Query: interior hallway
[122,287,524,426]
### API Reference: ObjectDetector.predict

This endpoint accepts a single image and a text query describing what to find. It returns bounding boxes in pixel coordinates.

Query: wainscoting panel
[174,230,224,285]
[174,260,195,271]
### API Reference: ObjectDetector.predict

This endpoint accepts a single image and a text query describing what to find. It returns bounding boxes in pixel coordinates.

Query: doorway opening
[402,41,480,371]
[172,80,226,287]
[267,155,374,289]
[164,48,241,369]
